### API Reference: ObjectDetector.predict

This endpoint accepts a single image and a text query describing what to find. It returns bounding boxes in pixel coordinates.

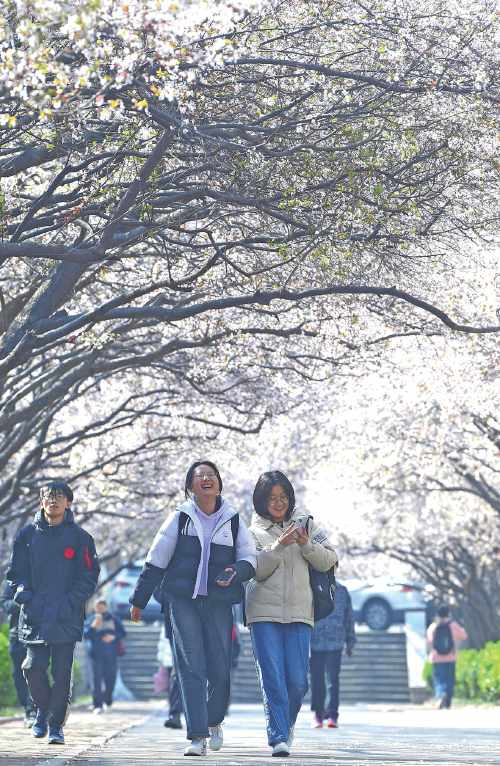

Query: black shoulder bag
[306,517,336,622]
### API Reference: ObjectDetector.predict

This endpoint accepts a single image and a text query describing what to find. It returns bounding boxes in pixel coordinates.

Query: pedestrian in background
[84,598,126,714]
[246,470,338,757]
[310,579,356,729]
[224,608,242,717]
[155,604,184,730]
[130,460,256,757]
[6,480,99,744]
[0,581,36,726]
[427,604,467,709]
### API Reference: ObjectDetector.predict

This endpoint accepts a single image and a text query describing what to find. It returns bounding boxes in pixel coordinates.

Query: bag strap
[178,511,190,536]
[230,514,239,559]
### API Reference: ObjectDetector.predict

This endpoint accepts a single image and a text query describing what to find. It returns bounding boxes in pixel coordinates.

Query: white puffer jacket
[245,510,338,627]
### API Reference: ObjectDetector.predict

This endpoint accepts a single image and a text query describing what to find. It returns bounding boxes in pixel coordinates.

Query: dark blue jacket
[6,509,99,644]
[83,611,126,659]
[311,583,356,652]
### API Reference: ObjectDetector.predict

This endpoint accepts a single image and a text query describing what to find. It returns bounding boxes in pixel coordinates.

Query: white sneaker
[208,724,223,751]
[287,724,295,748]
[272,741,290,757]
[184,738,207,756]
[93,707,103,715]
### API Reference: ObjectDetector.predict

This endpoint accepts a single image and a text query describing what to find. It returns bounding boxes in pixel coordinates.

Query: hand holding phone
[294,517,310,546]
[278,525,298,546]
[216,567,236,587]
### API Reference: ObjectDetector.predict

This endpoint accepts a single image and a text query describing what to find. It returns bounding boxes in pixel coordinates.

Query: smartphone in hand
[294,516,309,532]
[216,568,236,585]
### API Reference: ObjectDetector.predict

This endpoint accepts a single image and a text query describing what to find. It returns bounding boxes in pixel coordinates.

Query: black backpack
[432,621,455,655]
[306,516,336,622]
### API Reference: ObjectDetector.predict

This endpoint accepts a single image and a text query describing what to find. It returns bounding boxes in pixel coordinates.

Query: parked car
[106,561,162,623]
[345,578,431,631]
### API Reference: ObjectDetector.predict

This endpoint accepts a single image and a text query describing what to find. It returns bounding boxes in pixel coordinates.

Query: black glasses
[193,471,217,480]
[40,489,66,500]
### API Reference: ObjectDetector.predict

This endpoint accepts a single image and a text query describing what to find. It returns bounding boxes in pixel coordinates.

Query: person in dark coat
[310,580,356,729]
[6,481,99,745]
[84,598,126,713]
[0,581,36,725]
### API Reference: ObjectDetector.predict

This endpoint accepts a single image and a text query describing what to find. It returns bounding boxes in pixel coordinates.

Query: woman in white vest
[130,460,256,756]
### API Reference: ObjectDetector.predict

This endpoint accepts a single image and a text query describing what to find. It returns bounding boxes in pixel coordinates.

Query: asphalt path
[0,702,498,766]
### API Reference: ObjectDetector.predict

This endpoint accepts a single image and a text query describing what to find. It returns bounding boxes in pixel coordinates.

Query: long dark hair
[184,460,223,498]
[253,470,295,520]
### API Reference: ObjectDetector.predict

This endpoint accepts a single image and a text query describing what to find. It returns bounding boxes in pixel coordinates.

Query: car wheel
[362,598,392,631]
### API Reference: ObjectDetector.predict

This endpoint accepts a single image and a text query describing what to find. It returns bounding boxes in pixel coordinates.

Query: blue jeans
[251,622,312,746]
[432,661,456,706]
[169,596,232,740]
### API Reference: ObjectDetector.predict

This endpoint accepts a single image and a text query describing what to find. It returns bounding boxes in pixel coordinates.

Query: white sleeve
[146,512,179,569]
[235,518,257,569]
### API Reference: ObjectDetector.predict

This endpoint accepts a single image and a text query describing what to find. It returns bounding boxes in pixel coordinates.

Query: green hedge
[0,624,18,708]
[423,641,500,702]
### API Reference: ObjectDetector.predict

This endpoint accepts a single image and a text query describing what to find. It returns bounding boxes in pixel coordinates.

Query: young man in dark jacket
[6,481,99,744]
[0,581,36,725]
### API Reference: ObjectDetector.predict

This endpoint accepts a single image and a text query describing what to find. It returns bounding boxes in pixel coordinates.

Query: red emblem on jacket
[64,547,76,559]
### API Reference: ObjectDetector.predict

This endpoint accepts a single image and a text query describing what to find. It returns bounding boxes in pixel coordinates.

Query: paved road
[0,702,498,766]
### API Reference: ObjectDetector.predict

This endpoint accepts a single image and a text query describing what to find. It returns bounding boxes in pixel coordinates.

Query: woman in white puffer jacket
[246,470,337,757]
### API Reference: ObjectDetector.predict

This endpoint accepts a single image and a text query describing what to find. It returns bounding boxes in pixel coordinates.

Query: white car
[344,578,429,631]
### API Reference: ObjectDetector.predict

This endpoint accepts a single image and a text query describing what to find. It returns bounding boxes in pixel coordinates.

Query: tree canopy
[0,1,498,637]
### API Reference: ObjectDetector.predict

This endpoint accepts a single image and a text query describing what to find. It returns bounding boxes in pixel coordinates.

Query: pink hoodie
[427,620,468,663]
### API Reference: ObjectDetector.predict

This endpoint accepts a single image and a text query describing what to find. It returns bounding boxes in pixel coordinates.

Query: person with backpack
[426,604,468,708]
[6,480,100,744]
[129,460,256,757]
[310,579,356,729]
[245,471,337,757]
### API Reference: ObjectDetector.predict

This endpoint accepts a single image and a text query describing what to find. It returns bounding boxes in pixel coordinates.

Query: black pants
[91,652,118,708]
[310,649,342,720]
[9,638,32,710]
[22,643,75,727]
[169,596,232,740]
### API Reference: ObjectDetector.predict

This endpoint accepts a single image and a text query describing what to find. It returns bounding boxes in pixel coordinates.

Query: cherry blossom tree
[303,300,499,646]
[0,0,499,595]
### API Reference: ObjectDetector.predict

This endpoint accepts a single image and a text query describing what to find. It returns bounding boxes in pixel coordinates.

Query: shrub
[72,659,84,698]
[456,649,481,699]
[0,624,18,708]
[423,659,433,690]
[476,642,500,702]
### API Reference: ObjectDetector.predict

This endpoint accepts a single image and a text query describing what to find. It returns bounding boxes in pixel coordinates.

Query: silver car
[345,578,429,631]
